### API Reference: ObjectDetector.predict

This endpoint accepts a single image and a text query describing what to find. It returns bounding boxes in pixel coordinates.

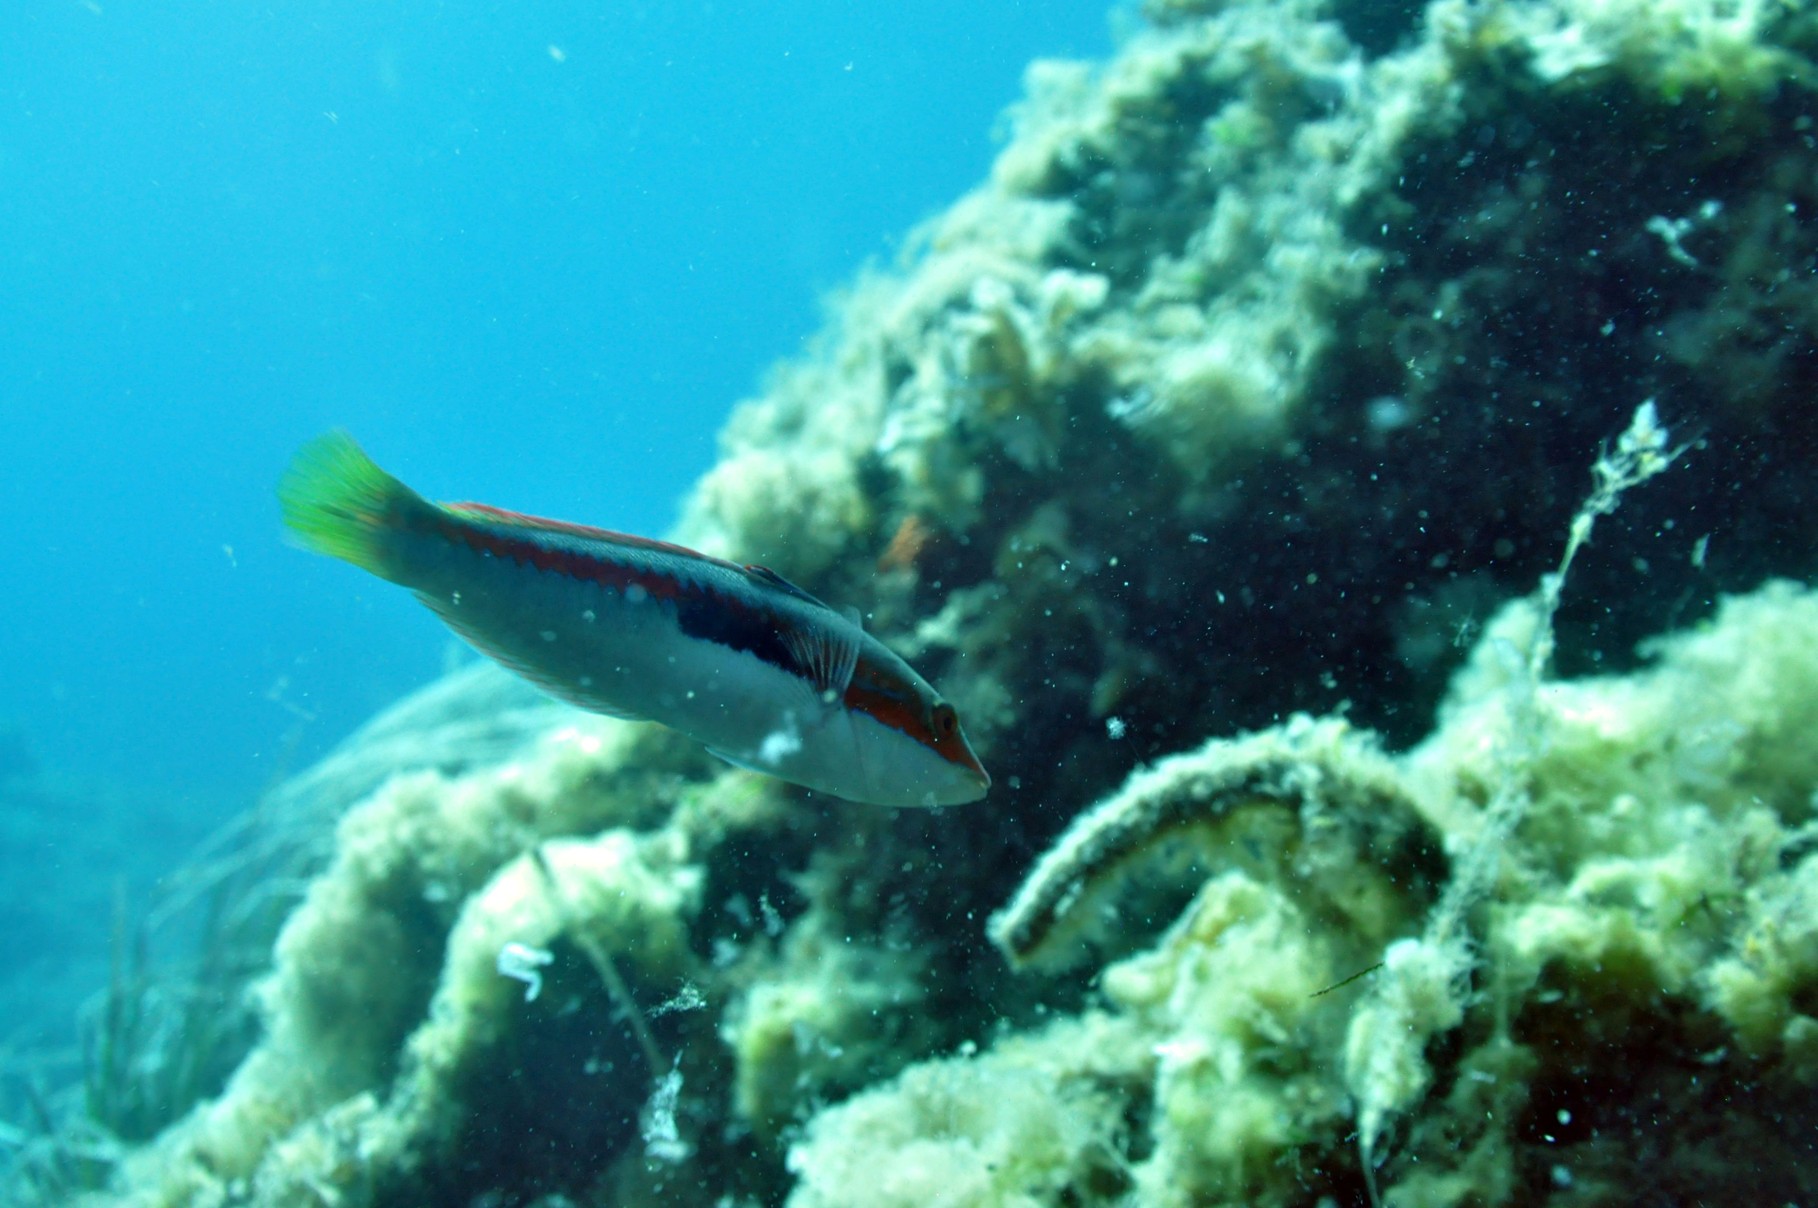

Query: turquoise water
[0,0,1111,1073]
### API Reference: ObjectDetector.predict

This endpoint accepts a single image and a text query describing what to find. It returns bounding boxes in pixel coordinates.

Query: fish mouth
[905,764,990,808]
[944,764,992,806]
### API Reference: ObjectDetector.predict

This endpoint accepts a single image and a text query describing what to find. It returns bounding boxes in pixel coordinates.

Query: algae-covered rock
[36,0,1818,1203]
[791,579,1818,1207]
[787,1013,1148,1208]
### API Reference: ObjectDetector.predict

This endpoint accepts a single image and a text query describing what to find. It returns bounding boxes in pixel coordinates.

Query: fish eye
[931,702,958,738]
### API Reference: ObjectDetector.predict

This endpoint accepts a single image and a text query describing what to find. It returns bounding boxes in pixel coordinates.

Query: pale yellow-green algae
[45,0,1818,1202]
[79,711,756,1206]
[790,581,1818,1207]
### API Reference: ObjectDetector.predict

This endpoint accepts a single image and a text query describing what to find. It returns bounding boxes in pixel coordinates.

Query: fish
[278,432,990,807]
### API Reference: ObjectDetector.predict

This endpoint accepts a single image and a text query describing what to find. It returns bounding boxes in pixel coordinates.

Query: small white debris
[757,721,802,766]
[1105,716,1127,741]
[651,982,707,1017]
[496,941,554,1002]
[759,894,784,937]
[1105,387,1158,424]
[1646,203,1718,269]
[641,1061,691,1162]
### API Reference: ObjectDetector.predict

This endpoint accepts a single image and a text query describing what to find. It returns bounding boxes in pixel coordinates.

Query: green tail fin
[278,431,420,580]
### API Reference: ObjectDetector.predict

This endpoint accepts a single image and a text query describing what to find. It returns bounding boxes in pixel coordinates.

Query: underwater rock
[42,0,1818,1203]
[790,579,1818,1206]
[986,715,1446,972]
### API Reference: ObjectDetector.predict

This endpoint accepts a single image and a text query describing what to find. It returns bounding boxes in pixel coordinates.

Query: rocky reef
[40,0,1818,1203]
[791,577,1818,1206]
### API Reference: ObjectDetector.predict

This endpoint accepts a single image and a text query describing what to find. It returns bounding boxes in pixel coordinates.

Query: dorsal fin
[744,564,835,611]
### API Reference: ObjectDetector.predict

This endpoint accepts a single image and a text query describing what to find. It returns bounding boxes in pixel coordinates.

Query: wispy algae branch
[1344,401,1684,1193]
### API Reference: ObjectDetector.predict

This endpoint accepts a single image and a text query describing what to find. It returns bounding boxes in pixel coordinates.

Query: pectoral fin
[781,615,861,706]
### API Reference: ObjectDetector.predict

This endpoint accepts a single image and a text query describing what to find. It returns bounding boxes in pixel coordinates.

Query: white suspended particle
[496,941,554,1002]
[642,1060,691,1163]
[759,894,784,937]
[651,981,707,1017]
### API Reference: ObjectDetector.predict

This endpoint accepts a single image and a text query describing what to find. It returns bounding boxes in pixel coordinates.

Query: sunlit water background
[0,0,1114,1083]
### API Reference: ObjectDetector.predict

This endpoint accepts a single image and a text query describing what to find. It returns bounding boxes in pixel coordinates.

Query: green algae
[25,0,1818,1203]
[792,579,1818,1207]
